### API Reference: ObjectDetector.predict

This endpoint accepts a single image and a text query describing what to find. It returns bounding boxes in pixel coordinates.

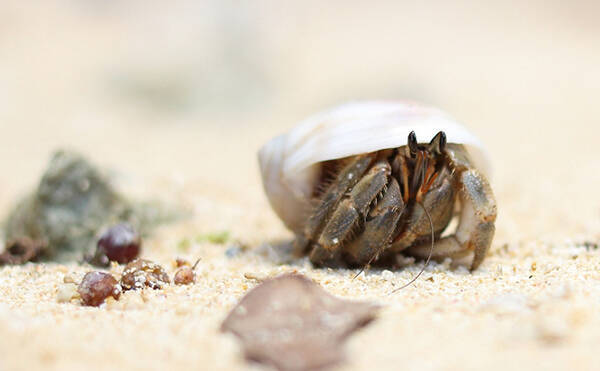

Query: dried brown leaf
[221,274,378,371]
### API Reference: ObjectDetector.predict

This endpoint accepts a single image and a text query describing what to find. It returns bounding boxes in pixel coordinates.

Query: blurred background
[1,0,599,242]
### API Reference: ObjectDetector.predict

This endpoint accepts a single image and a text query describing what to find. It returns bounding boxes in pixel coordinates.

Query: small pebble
[225,246,242,258]
[175,257,190,268]
[174,267,194,285]
[97,223,141,264]
[78,271,121,306]
[174,259,200,285]
[381,270,394,281]
[244,272,269,282]
[57,283,79,303]
[120,259,169,290]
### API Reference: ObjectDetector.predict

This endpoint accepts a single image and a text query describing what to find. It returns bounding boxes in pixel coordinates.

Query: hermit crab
[258,101,497,271]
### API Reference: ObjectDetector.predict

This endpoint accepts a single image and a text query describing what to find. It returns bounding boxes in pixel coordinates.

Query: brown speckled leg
[294,155,374,257]
[309,160,390,265]
[406,168,496,270]
[344,177,404,265]
[391,173,455,251]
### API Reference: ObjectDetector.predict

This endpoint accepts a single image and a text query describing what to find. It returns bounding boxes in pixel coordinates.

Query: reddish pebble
[78,271,121,306]
[97,223,141,264]
[120,259,169,290]
[175,257,190,268]
[174,267,195,285]
[174,259,199,285]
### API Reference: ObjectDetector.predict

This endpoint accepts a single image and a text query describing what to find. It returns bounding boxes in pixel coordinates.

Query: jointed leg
[317,160,391,247]
[345,177,404,265]
[294,154,374,256]
[391,175,455,252]
[310,160,391,264]
[405,169,496,270]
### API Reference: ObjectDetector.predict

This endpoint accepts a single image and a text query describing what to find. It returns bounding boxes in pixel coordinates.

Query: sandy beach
[1,1,600,370]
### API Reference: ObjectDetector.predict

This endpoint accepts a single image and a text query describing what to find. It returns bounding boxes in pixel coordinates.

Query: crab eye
[407,131,418,157]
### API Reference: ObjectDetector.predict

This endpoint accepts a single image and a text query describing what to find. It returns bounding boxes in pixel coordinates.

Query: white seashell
[258,101,491,233]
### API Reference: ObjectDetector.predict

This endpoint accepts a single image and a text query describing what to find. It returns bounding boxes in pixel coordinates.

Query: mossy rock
[4,150,182,262]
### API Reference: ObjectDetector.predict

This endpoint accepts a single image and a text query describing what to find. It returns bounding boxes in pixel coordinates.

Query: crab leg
[406,168,496,270]
[345,177,404,265]
[294,154,374,255]
[391,175,455,251]
[309,160,391,264]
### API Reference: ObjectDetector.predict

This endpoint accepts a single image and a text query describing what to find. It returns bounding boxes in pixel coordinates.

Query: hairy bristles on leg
[350,185,401,280]
[313,158,349,197]
[313,175,337,198]
[389,202,435,294]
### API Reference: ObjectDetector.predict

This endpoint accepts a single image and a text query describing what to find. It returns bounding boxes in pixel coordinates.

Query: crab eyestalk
[404,131,446,205]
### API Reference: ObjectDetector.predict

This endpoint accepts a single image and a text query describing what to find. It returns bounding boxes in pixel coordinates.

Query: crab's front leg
[406,168,497,271]
[309,159,392,265]
[345,177,405,265]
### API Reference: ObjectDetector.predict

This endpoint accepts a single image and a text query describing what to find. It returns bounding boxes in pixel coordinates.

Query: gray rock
[4,150,181,262]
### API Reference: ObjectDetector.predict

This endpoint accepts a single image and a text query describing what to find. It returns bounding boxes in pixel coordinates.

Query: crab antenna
[352,222,396,280]
[389,202,435,294]
[352,248,379,280]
